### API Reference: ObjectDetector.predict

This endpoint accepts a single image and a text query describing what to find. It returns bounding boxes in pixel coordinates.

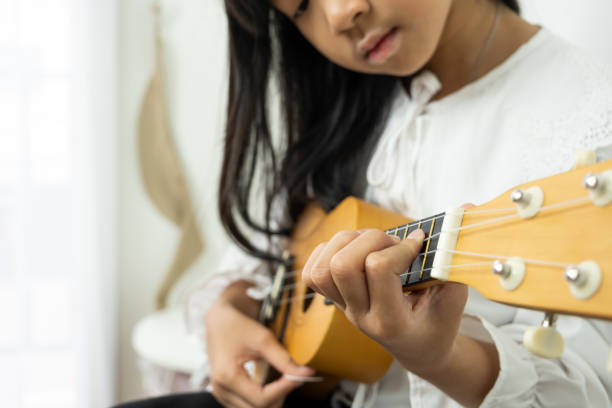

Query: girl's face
[270,0,453,76]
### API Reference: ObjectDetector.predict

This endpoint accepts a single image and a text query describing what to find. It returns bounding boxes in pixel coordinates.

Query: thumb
[258,335,315,378]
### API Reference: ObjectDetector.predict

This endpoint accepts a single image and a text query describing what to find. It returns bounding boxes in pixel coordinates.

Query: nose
[325,0,370,34]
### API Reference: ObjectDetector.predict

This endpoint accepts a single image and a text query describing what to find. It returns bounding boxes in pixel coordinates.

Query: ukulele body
[268,197,410,384]
[260,159,612,387]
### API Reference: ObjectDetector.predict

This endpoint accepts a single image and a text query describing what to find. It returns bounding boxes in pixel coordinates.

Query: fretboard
[384,212,445,288]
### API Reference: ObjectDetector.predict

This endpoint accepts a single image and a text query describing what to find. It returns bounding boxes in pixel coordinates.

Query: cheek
[293,0,452,76]
[388,3,452,74]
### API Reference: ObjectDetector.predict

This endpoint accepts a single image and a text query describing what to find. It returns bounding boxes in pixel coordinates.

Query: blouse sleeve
[481,143,612,407]
[479,313,612,407]
[185,241,273,340]
[184,240,275,389]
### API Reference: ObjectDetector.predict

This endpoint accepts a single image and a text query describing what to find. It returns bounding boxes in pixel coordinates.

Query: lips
[358,27,401,65]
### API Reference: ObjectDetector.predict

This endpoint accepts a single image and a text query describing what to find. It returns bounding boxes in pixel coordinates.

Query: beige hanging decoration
[138,1,204,309]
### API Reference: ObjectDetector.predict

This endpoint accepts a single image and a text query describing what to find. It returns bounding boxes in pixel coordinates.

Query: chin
[376,63,427,77]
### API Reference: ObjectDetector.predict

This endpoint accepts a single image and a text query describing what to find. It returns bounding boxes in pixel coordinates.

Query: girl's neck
[412,0,539,100]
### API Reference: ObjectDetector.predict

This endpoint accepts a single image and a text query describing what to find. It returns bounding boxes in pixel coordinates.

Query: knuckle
[310,263,330,283]
[331,230,359,244]
[364,252,390,274]
[258,330,276,347]
[310,272,326,289]
[301,269,313,286]
[362,228,387,241]
[212,368,232,385]
[345,309,367,331]
[314,242,327,252]
[329,253,354,278]
[309,242,326,260]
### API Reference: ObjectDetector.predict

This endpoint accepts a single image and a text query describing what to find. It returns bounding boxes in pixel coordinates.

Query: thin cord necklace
[469,1,502,82]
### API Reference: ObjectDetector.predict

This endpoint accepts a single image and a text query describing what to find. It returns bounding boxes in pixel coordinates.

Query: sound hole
[301,287,315,313]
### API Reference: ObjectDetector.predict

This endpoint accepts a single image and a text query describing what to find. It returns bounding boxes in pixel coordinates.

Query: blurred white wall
[118,0,229,402]
[0,0,117,406]
[116,0,612,403]
[521,0,612,63]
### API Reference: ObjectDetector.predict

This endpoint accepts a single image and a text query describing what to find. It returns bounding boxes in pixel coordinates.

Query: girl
[119,0,612,407]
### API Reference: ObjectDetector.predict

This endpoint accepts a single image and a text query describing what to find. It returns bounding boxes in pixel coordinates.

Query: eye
[293,0,309,19]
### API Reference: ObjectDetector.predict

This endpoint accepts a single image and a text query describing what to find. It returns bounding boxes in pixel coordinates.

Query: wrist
[406,335,500,408]
[215,279,261,319]
[395,336,457,379]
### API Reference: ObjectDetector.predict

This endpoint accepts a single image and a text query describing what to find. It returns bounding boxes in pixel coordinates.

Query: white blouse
[187,29,612,407]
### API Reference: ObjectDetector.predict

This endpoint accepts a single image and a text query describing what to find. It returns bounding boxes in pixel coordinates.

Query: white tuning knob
[510,186,544,219]
[583,170,612,206]
[608,347,612,373]
[573,149,596,169]
[523,313,565,359]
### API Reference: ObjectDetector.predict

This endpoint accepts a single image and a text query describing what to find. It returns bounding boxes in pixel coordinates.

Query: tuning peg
[608,347,612,373]
[491,258,525,291]
[510,186,543,219]
[573,149,597,169]
[564,261,602,300]
[523,313,565,359]
[583,171,612,206]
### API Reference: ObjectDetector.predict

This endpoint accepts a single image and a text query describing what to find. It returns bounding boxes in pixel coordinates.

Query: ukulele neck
[384,212,446,289]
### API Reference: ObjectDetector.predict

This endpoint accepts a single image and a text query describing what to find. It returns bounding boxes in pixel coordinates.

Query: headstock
[442,159,612,320]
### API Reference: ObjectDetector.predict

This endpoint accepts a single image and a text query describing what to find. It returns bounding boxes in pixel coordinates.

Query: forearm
[400,334,500,408]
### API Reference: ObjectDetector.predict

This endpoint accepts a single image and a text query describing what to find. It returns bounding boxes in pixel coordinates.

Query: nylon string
[273,194,592,307]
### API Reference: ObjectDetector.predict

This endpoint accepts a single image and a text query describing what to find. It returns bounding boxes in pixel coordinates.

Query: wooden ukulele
[257,158,612,387]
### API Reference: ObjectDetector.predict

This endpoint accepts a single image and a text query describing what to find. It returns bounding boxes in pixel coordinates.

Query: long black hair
[219,0,520,263]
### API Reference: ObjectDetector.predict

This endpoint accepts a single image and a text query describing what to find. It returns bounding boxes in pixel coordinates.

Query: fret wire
[277,195,592,298]
[276,256,582,309]
[384,213,446,234]
[420,218,436,280]
[280,245,574,290]
[408,219,422,285]
[277,240,572,293]
[389,195,588,238]
[277,253,573,304]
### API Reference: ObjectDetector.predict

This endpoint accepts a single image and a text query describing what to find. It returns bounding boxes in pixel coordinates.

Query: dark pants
[113,391,334,408]
[113,392,222,408]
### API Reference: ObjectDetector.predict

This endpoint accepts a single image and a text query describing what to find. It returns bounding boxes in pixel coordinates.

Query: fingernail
[407,229,425,241]
[391,235,401,242]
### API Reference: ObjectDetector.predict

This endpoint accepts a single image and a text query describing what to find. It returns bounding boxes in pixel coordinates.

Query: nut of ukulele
[523,313,565,359]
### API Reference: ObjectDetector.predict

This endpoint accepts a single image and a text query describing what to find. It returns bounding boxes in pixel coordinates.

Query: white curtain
[0,0,117,407]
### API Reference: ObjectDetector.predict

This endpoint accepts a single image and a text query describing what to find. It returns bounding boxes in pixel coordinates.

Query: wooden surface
[450,160,612,319]
[265,159,612,386]
[272,198,410,384]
